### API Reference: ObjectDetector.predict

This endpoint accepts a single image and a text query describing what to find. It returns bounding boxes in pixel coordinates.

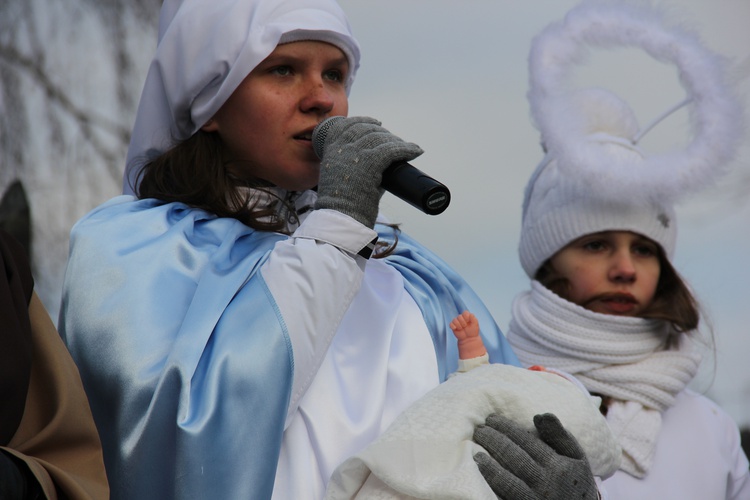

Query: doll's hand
[450,311,487,359]
[473,413,598,500]
[313,116,423,228]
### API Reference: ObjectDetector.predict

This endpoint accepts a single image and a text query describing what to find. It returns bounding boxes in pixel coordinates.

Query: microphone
[312,117,451,215]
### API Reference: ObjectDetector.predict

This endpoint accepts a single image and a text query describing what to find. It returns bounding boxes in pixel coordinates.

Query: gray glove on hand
[313,116,424,228]
[473,413,598,500]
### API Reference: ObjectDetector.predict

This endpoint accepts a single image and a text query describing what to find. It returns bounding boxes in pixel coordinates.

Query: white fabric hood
[124,0,360,194]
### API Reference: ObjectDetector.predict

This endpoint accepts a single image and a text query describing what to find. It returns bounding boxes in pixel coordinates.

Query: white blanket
[325,363,621,499]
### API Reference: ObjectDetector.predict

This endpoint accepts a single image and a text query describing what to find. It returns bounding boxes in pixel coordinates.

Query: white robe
[602,389,750,499]
[273,261,439,499]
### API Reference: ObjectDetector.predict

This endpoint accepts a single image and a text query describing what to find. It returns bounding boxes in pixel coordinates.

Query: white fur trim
[527,0,743,203]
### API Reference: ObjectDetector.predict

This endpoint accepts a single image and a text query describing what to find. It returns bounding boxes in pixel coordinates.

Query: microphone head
[312,116,344,159]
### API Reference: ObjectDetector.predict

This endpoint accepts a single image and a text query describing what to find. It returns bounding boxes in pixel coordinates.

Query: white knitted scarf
[506,281,702,478]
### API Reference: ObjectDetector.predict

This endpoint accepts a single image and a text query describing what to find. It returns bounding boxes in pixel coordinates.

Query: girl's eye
[633,243,657,257]
[582,240,605,252]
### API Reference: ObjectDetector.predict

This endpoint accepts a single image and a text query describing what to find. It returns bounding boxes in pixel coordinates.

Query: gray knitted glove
[473,413,598,500]
[313,116,423,228]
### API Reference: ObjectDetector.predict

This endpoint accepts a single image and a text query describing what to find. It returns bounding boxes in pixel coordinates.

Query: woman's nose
[609,251,636,283]
[300,80,334,114]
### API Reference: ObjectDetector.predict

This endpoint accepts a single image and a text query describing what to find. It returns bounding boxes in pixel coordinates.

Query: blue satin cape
[60,196,518,499]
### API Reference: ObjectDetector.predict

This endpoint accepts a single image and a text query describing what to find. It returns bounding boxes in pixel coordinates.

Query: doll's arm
[450,311,488,360]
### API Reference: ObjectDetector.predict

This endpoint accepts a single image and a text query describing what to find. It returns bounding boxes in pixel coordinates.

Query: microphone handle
[381,162,451,216]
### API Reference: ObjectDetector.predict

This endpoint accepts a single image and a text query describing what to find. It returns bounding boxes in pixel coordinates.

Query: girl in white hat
[506,2,750,498]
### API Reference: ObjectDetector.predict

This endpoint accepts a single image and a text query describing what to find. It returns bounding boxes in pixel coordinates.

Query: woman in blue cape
[59,0,593,498]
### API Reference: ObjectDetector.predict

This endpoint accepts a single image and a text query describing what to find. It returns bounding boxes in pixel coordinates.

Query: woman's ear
[201,118,218,132]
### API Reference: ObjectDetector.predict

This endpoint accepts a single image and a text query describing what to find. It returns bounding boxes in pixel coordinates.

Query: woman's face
[549,231,661,317]
[203,40,350,191]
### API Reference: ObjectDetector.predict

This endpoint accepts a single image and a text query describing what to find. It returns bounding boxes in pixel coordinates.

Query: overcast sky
[339,0,750,426]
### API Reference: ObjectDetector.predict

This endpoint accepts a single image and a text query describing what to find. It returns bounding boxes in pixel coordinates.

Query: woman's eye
[272,66,292,76]
[324,69,344,82]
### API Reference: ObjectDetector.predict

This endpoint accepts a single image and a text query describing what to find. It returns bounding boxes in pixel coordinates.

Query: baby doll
[324,310,621,499]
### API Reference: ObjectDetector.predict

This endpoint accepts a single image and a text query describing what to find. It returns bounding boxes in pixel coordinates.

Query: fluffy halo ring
[527,1,743,202]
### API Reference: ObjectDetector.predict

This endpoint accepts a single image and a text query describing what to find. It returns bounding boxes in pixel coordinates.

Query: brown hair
[135,130,290,232]
[135,129,398,257]
[535,246,700,334]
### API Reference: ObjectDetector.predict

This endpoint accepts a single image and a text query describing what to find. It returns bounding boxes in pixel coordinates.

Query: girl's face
[203,40,350,191]
[549,231,661,317]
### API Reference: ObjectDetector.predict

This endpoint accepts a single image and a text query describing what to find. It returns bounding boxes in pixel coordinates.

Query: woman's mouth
[293,129,316,154]
[294,126,316,143]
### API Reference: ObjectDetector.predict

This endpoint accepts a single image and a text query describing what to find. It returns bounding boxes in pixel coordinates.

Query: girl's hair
[535,245,700,334]
[135,129,398,258]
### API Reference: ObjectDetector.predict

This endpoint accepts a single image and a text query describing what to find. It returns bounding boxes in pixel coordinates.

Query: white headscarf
[123,0,360,195]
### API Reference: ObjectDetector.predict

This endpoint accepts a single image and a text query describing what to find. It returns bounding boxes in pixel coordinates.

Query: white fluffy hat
[519,0,743,278]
